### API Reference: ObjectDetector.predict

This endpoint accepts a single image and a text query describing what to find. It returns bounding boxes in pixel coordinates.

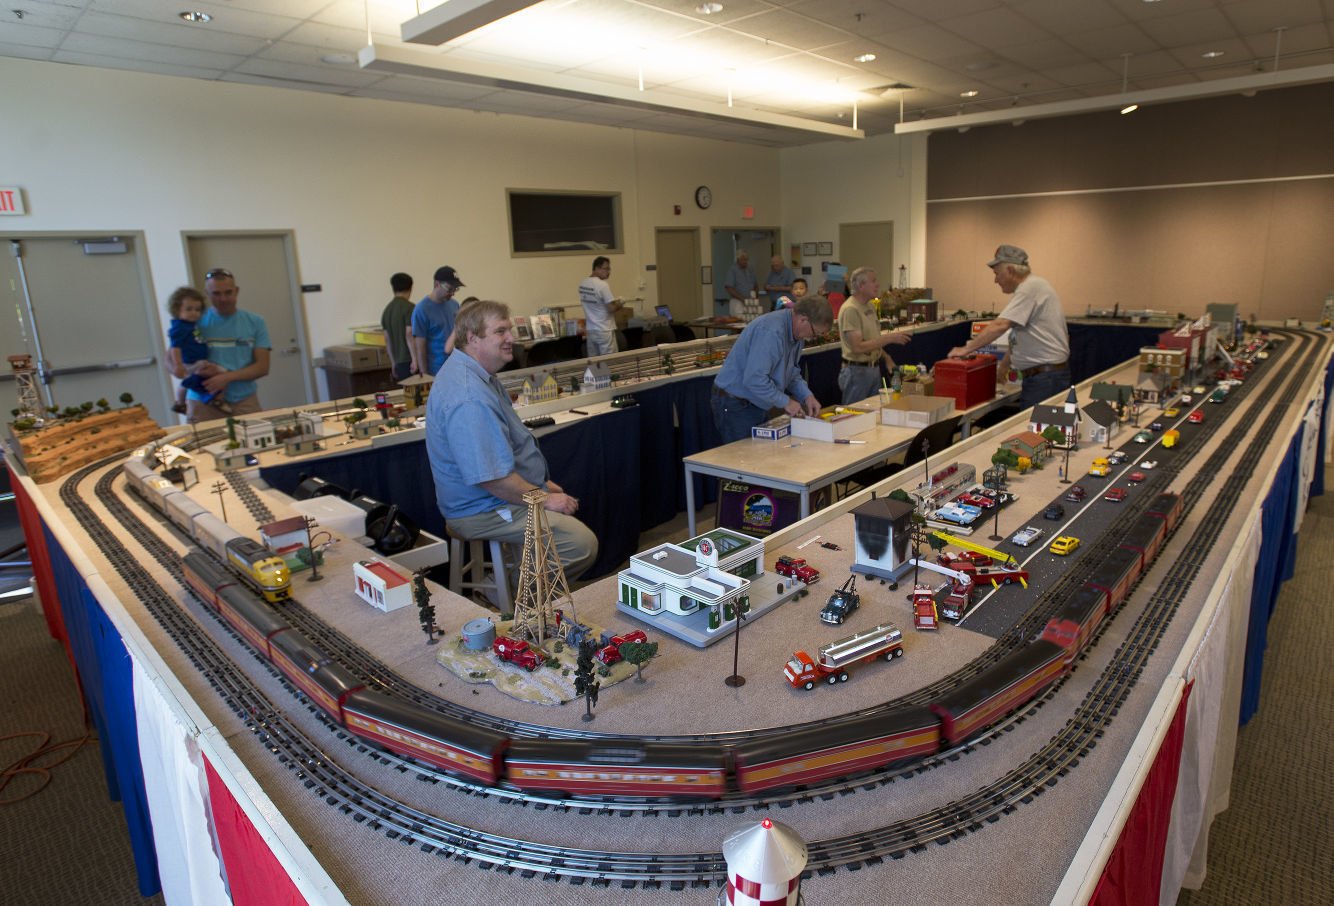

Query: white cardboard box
[880,394,955,429]
[789,406,876,442]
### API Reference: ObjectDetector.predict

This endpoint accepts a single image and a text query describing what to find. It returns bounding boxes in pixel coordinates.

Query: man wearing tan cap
[948,244,1070,406]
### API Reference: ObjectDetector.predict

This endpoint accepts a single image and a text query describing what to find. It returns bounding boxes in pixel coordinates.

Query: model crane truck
[820,575,861,625]
[784,623,904,690]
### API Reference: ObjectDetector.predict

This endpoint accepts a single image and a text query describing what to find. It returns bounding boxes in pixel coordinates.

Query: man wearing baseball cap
[947,244,1070,406]
[413,265,465,376]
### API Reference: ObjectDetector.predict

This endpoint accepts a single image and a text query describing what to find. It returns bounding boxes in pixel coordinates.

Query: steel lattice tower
[8,354,42,421]
[508,489,577,645]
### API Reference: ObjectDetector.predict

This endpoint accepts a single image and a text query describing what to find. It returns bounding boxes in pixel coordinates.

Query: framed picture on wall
[802,242,817,256]
[817,241,834,256]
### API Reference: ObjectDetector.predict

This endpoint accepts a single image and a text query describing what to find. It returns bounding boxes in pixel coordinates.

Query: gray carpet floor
[1,468,1329,905]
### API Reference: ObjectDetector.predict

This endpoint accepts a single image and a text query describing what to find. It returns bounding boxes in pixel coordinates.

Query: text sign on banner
[0,187,26,215]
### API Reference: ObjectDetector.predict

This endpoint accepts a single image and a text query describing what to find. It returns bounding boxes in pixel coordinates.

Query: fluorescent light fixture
[1202,50,1225,59]
[402,0,544,45]
[178,11,212,23]
[895,64,1334,134]
[696,2,724,13]
[853,53,877,63]
[1120,103,1139,114]
[359,43,864,139]
[960,89,979,98]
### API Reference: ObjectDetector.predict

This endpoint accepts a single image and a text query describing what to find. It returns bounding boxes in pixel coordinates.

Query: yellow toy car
[1049,535,1081,556]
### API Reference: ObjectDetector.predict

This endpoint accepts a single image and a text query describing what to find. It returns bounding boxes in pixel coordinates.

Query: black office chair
[671,324,697,342]
[835,414,963,498]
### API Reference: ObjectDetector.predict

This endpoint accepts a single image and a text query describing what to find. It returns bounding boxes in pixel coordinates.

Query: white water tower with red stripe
[718,817,806,905]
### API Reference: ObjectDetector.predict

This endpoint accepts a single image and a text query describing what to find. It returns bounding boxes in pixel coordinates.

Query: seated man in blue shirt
[426,299,598,582]
[710,295,833,444]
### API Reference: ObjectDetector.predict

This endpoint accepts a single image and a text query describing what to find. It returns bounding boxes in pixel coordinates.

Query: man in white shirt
[577,256,623,356]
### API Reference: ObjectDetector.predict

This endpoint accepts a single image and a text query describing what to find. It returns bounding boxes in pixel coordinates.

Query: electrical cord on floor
[0,730,93,804]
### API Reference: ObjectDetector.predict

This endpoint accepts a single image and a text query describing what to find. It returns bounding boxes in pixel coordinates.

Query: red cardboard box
[933,354,997,410]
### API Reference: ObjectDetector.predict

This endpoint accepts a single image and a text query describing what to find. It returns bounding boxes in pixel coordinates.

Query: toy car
[1133,430,1153,444]
[1107,450,1128,465]
[956,493,995,509]
[1043,503,1065,520]
[1141,460,1157,469]
[1149,421,1164,432]
[1188,410,1204,424]
[1164,407,1180,417]
[1193,384,1208,394]
[1127,471,1147,485]
[1065,484,1087,502]
[1104,487,1127,502]
[1049,536,1080,556]
[935,502,983,525]
[1011,526,1043,547]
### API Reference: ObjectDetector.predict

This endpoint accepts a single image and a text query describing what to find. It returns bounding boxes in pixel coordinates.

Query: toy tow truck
[784,623,904,690]
[819,575,860,625]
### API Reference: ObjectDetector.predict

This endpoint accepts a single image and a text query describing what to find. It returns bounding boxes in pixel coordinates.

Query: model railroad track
[53,332,1317,885]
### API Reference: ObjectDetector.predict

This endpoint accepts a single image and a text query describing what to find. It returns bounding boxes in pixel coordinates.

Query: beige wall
[779,131,929,289]
[0,57,780,356]
[924,83,1334,321]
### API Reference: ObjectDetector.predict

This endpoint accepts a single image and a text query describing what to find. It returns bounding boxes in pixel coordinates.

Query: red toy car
[956,493,995,509]
[1065,484,1087,502]
[1104,487,1128,502]
[493,636,543,671]
[1188,410,1204,424]
[1127,471,1147,485]
[595,629,648,665]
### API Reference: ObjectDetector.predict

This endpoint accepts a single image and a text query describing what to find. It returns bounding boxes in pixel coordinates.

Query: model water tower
[718,817,807,906]
[8,354,43,422]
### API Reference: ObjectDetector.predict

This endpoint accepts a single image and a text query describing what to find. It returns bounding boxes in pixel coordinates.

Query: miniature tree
[119,392,134,407]
[96,398,110,412]
[1042,425,1065,448]
[574,640,598,722]
[619,640,658,683]
[226,416,237,445]
[413,570,439,644]
[79,401,94,414]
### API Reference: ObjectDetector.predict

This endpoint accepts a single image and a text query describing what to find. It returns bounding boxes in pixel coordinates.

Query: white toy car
[1141,460,1157,469]
[1011,526,1043,547]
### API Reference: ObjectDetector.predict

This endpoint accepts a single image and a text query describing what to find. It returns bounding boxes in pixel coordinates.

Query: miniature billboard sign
[717,479,801,538]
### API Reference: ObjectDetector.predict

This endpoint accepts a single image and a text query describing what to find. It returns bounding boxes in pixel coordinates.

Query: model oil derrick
[509,488,577,645]
[8,354,44,423]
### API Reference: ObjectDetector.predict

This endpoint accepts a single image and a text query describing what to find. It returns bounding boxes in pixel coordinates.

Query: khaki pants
[187,393,263,424]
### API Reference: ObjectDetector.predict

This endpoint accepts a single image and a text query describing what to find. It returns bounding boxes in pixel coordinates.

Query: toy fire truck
[784,623,903,690]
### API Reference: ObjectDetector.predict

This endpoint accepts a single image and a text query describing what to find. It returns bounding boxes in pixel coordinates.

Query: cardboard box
[789,406,876,442]
[880,394,955,429]
[352,327,386,347]
[323,344,381,371]
[290,495,368,540]
[933,354,998,410]
[751,415,791,441]
[900,374,936,396]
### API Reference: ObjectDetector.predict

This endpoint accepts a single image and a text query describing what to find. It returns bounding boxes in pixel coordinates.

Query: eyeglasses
[205,268,234,280]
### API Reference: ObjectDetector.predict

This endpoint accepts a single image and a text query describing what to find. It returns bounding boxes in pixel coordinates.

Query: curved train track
[57,329,1322,884]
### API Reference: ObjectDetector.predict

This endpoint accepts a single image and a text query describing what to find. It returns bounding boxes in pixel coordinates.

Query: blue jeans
[1018,368,1073,407]
[838,363,882,405]
[711,392,766,444]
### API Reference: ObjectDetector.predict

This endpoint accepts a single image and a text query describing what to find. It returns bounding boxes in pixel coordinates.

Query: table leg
[685,464,698,537]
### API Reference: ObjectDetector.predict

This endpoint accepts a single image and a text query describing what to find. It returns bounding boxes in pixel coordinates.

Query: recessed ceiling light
[1121,103,1139,114]
[853,53,877,63]
[695,2,723,14]
[960,89,979,98]
[1202,50,1225,59]
[178,11,212,23]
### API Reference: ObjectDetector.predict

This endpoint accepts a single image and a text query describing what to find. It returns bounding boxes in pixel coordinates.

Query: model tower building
[8,354,43,421]
[509,488,577,645]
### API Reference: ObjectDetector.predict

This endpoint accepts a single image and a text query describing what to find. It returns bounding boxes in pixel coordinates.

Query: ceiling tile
[74,10,270,56]
[0,40,56,60]
[59,31,247,69]
[873,22,987,61]
[1137,7,1238,46]
[942,7,1056,48]
[1063,23,1162,59]
[234,56,385,89]
[1221,0,1326,34]
[0,21,66,49]
[1010,0,1128,34]
[52,48,226,81]
[87,0,305,41]
[2,2,82,31]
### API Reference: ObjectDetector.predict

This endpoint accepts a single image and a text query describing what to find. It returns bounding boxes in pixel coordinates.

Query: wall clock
[694,185,713,209]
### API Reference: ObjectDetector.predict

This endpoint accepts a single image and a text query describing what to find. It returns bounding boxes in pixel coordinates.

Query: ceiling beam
[359,43,865,139]
[895,64,1334,135]
[402,0,544,45]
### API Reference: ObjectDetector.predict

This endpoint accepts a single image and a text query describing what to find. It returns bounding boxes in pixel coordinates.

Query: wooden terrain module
[7,406,165,483]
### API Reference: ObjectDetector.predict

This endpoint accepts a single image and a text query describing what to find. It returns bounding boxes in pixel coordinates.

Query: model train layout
[34,325,1325,891]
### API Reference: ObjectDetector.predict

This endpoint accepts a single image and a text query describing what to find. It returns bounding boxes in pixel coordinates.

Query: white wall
[1,57,780,359]
[779,131,929,289]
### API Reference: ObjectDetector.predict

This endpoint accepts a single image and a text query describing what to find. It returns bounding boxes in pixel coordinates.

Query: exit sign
[0,187,26,215]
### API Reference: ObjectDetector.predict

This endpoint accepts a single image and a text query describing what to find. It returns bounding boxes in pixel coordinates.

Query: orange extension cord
[0,730,93,804]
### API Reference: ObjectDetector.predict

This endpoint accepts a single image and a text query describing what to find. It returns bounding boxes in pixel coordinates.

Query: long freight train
[125,454,1182,801]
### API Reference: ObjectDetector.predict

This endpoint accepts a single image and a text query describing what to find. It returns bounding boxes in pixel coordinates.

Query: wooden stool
[446,535,513,615]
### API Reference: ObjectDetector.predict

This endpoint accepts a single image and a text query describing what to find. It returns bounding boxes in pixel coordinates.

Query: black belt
[842,358,877,367]
[1019,361,1069,378]
[712,385,733,398]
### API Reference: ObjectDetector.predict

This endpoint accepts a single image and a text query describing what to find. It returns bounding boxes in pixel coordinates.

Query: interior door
[838,221,896,293]
[709,228,778,314]
[184,233,313,411]
[0,233,171,423]
[654,227,701,320]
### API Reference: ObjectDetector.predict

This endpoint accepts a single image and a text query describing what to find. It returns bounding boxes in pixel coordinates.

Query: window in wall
[507,190,622,256]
